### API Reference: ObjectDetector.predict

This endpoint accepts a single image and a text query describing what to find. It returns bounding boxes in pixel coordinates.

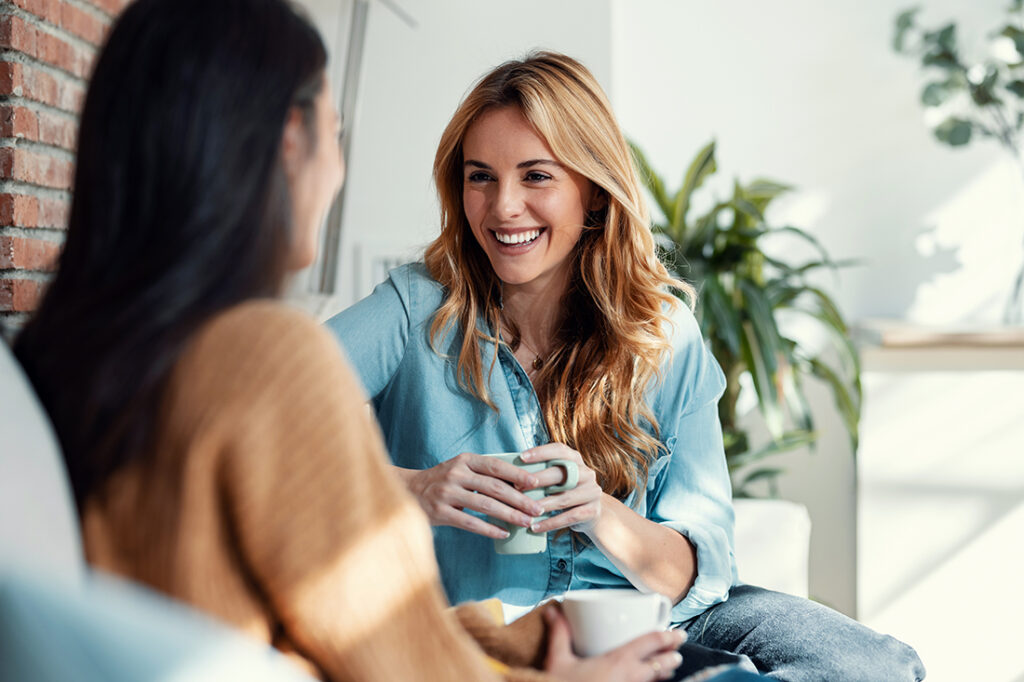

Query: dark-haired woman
[12,1,692,680]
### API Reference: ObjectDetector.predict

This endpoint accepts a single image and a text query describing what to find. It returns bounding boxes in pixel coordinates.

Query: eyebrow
[463,159,563,170]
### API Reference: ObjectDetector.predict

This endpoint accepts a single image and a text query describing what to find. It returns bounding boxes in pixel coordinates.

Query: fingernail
[670,652,683,666]
[499,530,510,538]
[674,630,687,644]
[531,503,544,515]
[530,522,541,532]
[520,515,533,527]
[520,451,533,461]
[526,476,538,488]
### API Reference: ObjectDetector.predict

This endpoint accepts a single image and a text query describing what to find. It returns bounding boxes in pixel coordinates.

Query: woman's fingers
[530,503,598,533]
[617,629,686,661]
[643,650,685,681]
[462,471,544,516]
[542,606,574,665]
[457,489,537,528]
[432,505,511,539]
[520,442,580,464]
[469,453,539,490]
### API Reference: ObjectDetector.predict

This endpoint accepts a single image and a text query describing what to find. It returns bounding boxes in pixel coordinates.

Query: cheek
[463,190,486,230]
[542,192,586,232]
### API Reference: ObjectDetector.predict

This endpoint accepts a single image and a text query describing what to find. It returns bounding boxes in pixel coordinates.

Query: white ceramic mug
[561,589,673,657]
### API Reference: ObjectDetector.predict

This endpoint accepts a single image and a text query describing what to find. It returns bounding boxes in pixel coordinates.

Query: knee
[764,630,925,682]
[869,634,926,682]
[710,586,926,681]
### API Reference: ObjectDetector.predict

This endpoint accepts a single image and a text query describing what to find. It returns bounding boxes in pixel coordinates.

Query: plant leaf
[733,467,787,497]
[933,117,973,146]
[629,141,674,222]
[729,431,817,471]
[703,274,743,356]
[778,339,815,434]
[1006,80,1024,98]
[893,6,921,52]
[921,81,954,106]
[802,356,861,450]
[762,225,840,270]
[671,140,717,241]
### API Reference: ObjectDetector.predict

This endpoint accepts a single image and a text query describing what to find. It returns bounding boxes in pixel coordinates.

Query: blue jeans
[682,585,926,681]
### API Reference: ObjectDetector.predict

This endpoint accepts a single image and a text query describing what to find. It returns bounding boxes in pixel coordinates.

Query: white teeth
[494,229,541,245]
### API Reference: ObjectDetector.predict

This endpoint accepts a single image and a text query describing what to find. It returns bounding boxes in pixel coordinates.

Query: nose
[492,179,525,221]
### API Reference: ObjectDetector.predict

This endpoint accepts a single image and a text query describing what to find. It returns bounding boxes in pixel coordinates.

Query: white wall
[335,0,612,304]
[612,0,1017,327]
[611,0,1022,624]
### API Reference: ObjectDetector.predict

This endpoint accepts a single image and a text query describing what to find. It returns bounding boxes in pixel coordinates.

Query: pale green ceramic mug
[483,452,579,554]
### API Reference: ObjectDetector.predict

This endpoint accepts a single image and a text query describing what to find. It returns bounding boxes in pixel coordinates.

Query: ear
[280,107,307,179]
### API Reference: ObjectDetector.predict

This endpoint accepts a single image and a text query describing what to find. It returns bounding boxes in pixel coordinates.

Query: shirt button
[557,559,568,571]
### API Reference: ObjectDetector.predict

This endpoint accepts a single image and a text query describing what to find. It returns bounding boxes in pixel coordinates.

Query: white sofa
[0,339,314,682]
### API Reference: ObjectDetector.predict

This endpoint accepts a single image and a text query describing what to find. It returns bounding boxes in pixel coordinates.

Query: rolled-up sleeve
[646,306,737,624]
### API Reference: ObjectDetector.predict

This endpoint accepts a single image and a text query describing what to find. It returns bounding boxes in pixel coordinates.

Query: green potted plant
[892,2,1024,323]
[630,141,862,498]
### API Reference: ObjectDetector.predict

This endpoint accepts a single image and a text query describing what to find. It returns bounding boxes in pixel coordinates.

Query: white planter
[732,498,811,598]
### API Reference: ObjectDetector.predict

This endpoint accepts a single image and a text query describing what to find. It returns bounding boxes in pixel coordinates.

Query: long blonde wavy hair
[424,51,696,499]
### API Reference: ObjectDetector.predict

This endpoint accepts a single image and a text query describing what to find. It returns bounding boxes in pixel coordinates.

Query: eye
[467,171,494,183]
[524,171,552,183]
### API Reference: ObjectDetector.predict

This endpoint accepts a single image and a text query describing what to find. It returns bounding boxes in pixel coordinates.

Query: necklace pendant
[532,356,544,371]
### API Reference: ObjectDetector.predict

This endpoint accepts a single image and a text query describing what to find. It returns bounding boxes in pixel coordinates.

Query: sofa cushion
[0,339,84,582]
[0,567,315,682]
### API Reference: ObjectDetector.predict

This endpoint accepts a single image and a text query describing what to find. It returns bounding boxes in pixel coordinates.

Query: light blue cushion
[0,339,84,582]
[0,567,316,682]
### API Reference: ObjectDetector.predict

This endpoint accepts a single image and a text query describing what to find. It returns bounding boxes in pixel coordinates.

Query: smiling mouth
[492,228,544,246]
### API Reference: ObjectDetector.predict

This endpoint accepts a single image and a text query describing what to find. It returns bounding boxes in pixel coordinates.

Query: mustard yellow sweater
[82,301,555,682]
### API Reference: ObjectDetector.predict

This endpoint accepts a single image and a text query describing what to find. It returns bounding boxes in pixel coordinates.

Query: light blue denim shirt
[325,263,737,624]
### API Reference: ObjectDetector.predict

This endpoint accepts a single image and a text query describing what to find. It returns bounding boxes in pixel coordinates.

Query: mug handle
[655,593,672,630]
[544,459,579,493]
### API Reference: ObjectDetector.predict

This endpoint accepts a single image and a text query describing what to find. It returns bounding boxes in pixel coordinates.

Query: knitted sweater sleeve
[190,302,504,682]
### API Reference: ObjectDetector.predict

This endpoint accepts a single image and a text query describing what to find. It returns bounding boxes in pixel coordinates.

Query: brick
[0,148,74,189]
[37,109,75,148]
[0,15,38,56]
[11,0,62,26]
[58,78,85,113]
[0,193,40,226]
[35,30,93,78]
[0,62,19,97]
[83,0,131,18]
[61,2,106,45]
[0,62,66,111]
[38,196,68,228]
[0,104,39,140]
[0,276,47,312]
[0,234,61,270]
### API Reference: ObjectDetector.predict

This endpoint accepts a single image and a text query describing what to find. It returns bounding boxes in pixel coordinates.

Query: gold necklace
[517,337,546,372]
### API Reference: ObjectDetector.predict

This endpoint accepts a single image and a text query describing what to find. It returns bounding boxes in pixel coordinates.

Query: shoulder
[388,262,445,319]
[661,298,705,356]
[651,298,726,417]
[175,300,362,404]
[192,300,340,361]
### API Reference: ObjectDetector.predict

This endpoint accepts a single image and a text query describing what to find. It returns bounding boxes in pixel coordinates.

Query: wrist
[578,492,613,538]
[393,465,419,490]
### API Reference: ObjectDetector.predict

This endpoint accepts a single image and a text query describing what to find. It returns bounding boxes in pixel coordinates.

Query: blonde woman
[328,52,924,681]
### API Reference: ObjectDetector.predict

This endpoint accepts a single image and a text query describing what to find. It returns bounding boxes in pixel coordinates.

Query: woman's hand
[521,443,604,533]
[402,454,545,539]
[542,606,684,682]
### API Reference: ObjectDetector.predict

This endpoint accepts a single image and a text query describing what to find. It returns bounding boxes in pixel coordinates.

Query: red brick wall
[0,0,129,338]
